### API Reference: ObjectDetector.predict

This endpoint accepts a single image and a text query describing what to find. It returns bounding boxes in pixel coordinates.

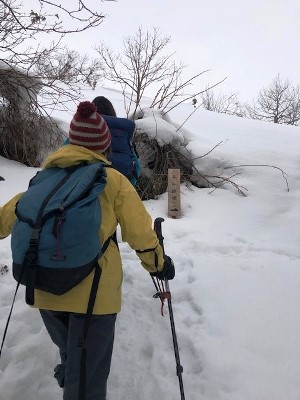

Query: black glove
[151,255,175,280]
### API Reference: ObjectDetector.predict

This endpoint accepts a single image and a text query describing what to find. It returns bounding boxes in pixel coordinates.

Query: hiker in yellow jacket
[0,101,175,400]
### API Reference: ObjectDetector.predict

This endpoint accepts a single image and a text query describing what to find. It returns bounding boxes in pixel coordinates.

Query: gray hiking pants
[40,310,117,400]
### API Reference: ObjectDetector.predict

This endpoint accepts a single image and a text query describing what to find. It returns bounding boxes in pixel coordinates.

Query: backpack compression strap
[25,169,75,305]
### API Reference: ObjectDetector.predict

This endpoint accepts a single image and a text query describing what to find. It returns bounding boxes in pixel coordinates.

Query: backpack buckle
[30,228,41,244]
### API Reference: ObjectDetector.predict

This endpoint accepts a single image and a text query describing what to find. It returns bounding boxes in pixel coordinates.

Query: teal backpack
[11,162,110,306]
[1,162,113,400]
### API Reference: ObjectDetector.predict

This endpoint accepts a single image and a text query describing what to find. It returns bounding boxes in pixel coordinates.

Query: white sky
[62,0,300,103]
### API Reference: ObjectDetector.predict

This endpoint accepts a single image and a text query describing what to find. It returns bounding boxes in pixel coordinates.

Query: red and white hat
[69,101,111,152]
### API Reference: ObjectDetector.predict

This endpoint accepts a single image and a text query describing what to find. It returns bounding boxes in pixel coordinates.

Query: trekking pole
[153,217,186,400]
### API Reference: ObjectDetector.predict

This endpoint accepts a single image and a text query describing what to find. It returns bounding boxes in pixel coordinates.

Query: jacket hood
[102,115,135,136]
[42,144,111,169]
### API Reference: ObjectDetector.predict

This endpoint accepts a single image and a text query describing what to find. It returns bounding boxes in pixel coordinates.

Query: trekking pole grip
[154,217,165,255]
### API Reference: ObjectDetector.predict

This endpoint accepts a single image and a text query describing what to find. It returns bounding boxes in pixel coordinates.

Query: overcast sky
[65,0,300,103]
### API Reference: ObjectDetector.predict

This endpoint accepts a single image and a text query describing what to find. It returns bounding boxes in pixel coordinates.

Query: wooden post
[168,169,181,218]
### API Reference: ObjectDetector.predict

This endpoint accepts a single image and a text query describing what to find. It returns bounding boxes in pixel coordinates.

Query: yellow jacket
[0,145,164,314]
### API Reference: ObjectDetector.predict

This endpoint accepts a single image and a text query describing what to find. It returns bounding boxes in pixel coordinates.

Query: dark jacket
[103,115,141,185]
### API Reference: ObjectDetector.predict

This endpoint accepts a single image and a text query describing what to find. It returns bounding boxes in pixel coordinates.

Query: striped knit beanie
[69,101,111,152]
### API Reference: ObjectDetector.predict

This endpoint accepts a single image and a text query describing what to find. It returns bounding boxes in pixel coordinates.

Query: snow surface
[0,88,300,400]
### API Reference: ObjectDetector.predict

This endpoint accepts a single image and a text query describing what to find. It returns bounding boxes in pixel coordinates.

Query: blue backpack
[102,115,141,186]
[11,162,110,306]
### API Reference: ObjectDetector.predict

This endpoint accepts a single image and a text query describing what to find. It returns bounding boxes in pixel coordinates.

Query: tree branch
[225,164,290,192]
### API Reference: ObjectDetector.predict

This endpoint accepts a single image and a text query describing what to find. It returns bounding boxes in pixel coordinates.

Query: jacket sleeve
[0,193,23,239]
[114,176,164,274]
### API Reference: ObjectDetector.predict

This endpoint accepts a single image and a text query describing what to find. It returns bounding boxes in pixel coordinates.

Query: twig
[225,164,290,192]
[206,173,248,196]
[175,102,204,132]
[192,141,226,160]
[164,77,227,115]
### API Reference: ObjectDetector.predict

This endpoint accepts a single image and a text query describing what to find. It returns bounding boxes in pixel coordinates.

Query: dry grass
[0,108,63,167]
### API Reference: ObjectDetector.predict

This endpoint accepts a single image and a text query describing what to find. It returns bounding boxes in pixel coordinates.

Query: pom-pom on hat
[69,101,111,153]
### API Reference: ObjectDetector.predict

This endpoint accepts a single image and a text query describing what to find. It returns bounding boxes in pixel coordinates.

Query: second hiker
[92,95,141,186]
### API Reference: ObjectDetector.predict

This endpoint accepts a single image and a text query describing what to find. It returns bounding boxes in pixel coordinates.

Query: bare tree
[280,85,300,125]
[0,0,109,110]
[1,0,107,35]
[95,27,224,119]
[0,0,111,165]
[200,89,245,117]
[246,75,300,125]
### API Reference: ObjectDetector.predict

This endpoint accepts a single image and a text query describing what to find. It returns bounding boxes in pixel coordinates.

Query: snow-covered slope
[0,90,299,400]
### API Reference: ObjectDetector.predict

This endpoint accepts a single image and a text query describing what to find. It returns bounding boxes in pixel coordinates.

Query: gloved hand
[151,255,175,280]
